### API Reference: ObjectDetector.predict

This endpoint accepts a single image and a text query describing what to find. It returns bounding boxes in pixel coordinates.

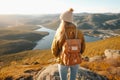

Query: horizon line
[0,12,120,15]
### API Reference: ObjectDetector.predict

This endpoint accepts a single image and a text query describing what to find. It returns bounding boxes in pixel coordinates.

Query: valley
[0,13,120,80]
[0,25,48,56]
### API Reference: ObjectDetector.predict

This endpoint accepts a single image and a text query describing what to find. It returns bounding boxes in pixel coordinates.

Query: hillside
[0,49,54,80]
[0,13,120,80]
[83,36,120,57]
[0,36,120,80]
[41,13,120,30]
[1,36,119,64]
[0,14,58,28]
[74,13,120,29]
[0,26,48,56]
[42,19,60,30]
[0,13,120,30]
[0,40,35,55]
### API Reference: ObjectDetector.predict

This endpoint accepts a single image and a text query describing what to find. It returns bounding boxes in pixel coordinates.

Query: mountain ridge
[0,13,120,30]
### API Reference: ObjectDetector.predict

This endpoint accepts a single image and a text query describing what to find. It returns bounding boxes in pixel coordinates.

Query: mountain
[0,27,48,56]
[0,36,120,80]
[0,14,59,28]
[0,13,120,80]
[41,13,120,30]
[0,15,29,27]
[74,13,120,29]
[0,13,120,30]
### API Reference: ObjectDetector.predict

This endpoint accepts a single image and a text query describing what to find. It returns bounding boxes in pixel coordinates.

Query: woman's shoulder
[77,29,84,36]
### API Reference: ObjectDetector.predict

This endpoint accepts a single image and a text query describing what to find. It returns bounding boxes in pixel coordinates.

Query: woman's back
[51,8,86,80]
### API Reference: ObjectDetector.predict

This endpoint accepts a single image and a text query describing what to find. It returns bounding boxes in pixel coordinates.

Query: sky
[0,0,120,14]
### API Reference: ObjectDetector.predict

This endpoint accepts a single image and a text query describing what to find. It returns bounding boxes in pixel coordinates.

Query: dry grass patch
[0,49,54,80]
[83,36,120,57]
[81,57,120,80]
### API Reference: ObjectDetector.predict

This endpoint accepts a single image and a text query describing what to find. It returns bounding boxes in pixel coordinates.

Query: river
[33,25,100,50]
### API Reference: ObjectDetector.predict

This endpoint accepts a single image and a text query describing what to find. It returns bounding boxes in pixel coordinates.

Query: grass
[81,57,120,80]
[0,39,35,55]
[6,25,40,31]
[43,19,60,30]
[0,63,43,80]
[0,36,120,80]
[0,49,54,66]
[81,36,120,80]
[0,49,54,80]
[83,36,120,57]
[0,26,48,55]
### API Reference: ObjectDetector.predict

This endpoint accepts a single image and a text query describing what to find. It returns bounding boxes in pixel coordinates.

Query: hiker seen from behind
[51,8,85,80]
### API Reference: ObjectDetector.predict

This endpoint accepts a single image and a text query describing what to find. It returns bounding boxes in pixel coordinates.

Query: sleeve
[81,34,85,54]
[51,36,60,58]
[77,30,86,54]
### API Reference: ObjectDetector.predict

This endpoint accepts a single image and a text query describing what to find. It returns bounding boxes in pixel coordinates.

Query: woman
[51,8,85,80]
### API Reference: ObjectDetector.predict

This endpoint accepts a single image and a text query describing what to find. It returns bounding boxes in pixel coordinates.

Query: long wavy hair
[55,21,76,43]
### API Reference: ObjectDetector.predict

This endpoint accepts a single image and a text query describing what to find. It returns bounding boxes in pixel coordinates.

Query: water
[84,36,100,42]
[33,25,100,50]
[33,25,55,50]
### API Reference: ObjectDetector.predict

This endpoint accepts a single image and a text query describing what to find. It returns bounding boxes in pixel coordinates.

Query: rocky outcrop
[89,55,105,62]
[34,64,107,80]
[104,49,120,59]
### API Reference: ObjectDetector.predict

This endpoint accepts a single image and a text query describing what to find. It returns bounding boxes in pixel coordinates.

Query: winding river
[33,25,100,50]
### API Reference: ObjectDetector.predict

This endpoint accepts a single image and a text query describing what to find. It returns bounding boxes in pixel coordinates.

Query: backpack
[60,29,82,66]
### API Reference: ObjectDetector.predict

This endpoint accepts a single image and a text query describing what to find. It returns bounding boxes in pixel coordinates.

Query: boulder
[34,64,107,80]
[89,55,105,62]
[104,49,120,59]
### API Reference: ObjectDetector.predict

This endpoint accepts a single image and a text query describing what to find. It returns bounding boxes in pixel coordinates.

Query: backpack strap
[64,24,82,54]
[75,28,78,39]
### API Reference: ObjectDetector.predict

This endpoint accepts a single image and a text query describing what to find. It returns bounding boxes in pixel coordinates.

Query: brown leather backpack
[60,29,82,66]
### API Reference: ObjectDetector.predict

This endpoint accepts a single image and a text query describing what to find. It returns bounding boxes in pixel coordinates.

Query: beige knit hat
[60,8,74,23]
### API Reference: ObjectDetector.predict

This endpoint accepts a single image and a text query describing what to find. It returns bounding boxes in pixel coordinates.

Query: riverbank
[0,27,49,56]
[83,29,120,39]
[33,25,55,50]
[33,26,102,50]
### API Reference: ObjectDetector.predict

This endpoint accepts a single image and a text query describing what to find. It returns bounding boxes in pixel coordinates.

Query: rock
[107,67,120,75]
[34,64,107,80]
[104,49,120,59]
[34,64,59,80]
[17,75,33,80]
[82,56,89,62]
[97,71,109,77]
[32,62,39,65]
[24,69,37,74]
[23,63,30,65]
[89,55,105,62]
[4,76,13,80]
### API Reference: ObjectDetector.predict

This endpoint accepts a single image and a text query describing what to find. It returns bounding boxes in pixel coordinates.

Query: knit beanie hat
[60,8,74,23]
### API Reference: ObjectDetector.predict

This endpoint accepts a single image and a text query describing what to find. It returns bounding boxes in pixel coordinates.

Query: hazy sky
[0,0,119,14]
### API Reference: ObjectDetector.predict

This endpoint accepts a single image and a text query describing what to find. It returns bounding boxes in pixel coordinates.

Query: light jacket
[51,25,85,64]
